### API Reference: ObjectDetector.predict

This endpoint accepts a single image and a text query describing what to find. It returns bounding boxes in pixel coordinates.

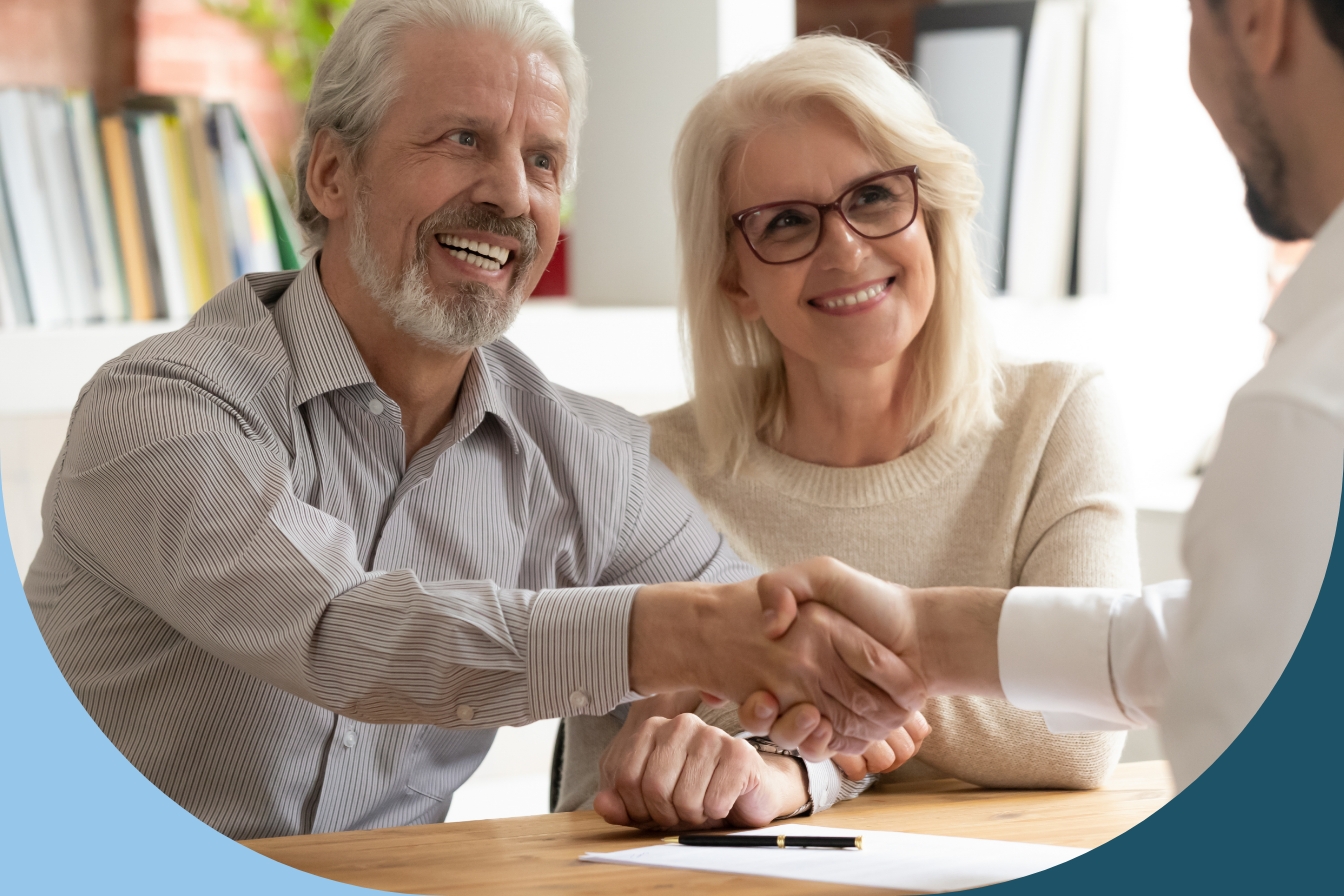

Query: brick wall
[137,0,298,175]
[0,0,137,112]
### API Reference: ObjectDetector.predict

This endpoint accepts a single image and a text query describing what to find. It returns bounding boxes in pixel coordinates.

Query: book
[232,104,304,269]
[0,90,298,328]
[177,96,234,294]
[0,88,69,327]
[1004,0,1087,299]
[914,1,1037,293]
[123,112,170,319]
[134,111,193,320]
[162,113,213,312]
[29,88,99,322]
[100,115,157,322]
[0,241,17,329]
[0,136,33,328]
[213,104,282,276]
[1075,0,1124,297]
[66,91,130,322]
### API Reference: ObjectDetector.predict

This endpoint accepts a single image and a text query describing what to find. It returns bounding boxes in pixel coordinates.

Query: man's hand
[832,711,930,781]
[592,710,808,830]
[630,568,926,754]
[757,557,923,663]
[738,558,1008,759]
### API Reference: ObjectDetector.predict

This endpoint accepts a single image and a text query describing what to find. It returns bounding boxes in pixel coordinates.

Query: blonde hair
[673,34,998,471]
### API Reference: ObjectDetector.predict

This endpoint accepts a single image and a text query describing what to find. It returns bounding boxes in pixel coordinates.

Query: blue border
[0,466,370,894]
[0,457,1338,894]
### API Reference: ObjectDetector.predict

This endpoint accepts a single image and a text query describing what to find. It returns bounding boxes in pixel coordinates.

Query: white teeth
[437,234,512,266]
[448,247,502,271]
[820,283,885,309]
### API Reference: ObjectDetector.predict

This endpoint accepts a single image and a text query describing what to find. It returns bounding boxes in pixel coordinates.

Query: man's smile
[435,233,515,272]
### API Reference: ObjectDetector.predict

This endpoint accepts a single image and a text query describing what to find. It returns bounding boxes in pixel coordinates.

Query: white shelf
[0,292,1266,501]
[0,304,691,419]
[0,321,180,415]
[3,298,1235,589]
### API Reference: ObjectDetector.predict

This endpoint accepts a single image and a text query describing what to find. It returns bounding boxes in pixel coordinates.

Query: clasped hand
[734,556,927,759]
[603,557,934,830]
[631,563,924,755]
[593,692,930,830]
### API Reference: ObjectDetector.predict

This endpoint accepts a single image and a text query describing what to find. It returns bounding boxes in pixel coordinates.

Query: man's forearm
[911,587,1008,699]
[628,582,722,696]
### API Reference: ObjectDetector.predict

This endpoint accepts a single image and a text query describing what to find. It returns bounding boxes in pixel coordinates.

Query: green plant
[201,1,355,104]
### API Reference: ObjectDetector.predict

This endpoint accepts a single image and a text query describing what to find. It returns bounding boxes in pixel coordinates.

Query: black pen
[663,834,862,849]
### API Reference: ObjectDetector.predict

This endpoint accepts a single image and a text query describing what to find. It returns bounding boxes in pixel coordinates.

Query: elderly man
[740,0,1344,793]
[24,0,917,840]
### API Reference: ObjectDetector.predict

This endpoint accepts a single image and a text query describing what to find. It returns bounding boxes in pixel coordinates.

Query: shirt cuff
[800,758,839,814]
[528,585,642,720]
[804,758,876,815]
[998,586,1133,729]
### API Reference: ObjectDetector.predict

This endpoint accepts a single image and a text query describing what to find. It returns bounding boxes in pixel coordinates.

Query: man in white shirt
[744,0,1344,792]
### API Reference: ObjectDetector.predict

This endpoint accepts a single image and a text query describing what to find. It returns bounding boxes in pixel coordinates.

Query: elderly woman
[556,34,1139,829]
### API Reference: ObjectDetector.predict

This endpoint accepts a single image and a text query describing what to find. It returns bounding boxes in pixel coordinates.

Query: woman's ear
[719,251,762,322]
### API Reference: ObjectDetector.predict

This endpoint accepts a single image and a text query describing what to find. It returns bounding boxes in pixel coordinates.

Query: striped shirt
[25,262,754,840]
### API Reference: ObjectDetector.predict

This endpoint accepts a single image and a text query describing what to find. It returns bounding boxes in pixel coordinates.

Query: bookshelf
[0,3,1279,537]
[0,0,304,331]
[0,1,304,582]
[0,88,302,330]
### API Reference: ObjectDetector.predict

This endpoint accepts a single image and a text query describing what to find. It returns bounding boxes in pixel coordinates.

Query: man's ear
[718,251,761,322]
[1229,0,1291,76]
[307,129,354,224]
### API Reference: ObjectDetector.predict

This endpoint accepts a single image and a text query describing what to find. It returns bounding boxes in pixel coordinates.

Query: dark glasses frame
[728,165,921,265]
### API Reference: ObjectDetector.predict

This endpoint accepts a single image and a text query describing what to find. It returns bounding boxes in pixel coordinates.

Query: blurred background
[0,0,1313,820]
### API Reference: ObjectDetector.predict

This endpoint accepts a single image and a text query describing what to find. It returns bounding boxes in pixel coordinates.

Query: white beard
[348,195,528,352]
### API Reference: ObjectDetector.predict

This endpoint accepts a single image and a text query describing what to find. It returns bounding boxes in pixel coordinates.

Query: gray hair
[294,0,587,247]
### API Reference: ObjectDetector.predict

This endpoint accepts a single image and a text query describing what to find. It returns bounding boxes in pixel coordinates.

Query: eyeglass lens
[740,171,917,263]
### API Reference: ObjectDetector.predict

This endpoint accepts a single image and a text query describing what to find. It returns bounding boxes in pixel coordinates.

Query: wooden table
[244,760,1172,894]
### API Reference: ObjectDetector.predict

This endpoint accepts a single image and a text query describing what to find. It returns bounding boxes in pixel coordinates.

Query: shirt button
[569,689,590,710]
[456,704,475,722]
[367,398,384,416]
[342,730,357,748]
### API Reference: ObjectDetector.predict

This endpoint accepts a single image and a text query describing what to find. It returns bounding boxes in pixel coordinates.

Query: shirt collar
[269,259,380,407]
[1264,199,1344,341]
[444,347,522,455]
[266,258,522,453]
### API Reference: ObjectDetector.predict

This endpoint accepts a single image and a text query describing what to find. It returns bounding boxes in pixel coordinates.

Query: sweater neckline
[741,426,974,507]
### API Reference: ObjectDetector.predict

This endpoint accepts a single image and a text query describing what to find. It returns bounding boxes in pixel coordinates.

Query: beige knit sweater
[557,361,1139,813]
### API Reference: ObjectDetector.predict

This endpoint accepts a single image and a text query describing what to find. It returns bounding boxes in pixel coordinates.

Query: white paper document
[580,823,1087,892]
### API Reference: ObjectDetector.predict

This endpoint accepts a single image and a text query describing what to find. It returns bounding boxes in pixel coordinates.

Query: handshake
[611,557,1009,830]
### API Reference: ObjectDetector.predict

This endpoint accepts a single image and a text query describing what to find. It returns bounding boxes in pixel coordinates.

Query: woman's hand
[831,711,931,781]
[592,710,808,830]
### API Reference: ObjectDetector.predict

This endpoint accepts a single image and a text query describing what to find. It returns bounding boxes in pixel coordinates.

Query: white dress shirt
[998,200,1344,790]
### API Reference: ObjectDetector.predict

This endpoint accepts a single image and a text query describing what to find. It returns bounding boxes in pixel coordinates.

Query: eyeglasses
[729,166,920,265]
